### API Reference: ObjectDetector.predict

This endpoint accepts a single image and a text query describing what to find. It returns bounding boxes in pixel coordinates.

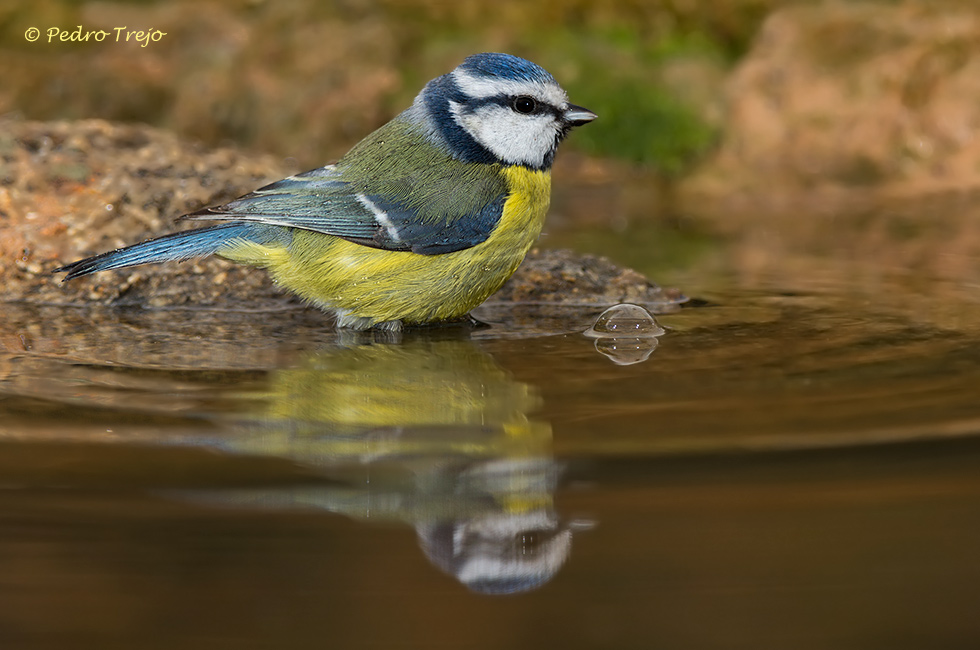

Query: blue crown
[458,52,556,85]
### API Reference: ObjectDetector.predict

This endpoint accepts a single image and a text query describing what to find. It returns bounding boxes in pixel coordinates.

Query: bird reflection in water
[183,336,577,595]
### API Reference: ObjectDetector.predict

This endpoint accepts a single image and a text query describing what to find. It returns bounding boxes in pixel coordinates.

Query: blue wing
[183,165,508,255]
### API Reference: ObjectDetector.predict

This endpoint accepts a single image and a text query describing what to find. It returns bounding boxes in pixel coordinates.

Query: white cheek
[457,105,557,167]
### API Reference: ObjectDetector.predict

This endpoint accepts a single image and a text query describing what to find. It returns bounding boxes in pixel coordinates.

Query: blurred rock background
[3,0,980,312]
[1,0,747,173]
[7,0,979,187]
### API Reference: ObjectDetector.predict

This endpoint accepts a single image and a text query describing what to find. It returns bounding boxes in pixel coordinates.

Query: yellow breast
[222,166,551,328]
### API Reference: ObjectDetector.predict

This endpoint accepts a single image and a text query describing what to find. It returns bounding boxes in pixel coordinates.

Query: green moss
[546,31,725,173]
[564,71,719,173]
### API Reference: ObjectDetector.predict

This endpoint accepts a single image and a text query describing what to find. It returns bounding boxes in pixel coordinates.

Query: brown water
[4,208,980,649]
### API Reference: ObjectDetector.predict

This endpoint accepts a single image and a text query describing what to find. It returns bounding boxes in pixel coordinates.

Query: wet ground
[3,197,980,648]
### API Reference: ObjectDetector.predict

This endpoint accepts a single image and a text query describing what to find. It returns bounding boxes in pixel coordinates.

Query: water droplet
[583,304,664,339]
[593,337,659,366]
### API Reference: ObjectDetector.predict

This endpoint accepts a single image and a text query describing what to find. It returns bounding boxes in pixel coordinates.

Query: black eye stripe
[463,95,559,118]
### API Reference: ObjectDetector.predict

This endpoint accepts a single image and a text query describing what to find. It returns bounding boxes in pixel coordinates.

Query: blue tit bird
[56,52,596,330]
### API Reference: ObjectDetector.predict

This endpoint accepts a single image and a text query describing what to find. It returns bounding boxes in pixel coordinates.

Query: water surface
[4,247,980,649]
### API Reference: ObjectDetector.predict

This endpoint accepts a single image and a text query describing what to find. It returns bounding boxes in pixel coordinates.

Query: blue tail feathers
[55,222,283,281]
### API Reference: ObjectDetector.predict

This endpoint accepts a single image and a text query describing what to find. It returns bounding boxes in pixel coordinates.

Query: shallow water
[5,213,980,647]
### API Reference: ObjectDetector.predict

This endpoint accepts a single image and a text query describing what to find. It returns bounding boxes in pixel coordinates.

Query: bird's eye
[512,96,537,114]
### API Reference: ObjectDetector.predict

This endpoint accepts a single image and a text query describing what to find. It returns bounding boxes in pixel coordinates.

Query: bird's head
[416,52,596,171]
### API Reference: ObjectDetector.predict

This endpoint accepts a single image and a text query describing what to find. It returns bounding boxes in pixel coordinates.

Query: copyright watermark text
[24,25,167,47]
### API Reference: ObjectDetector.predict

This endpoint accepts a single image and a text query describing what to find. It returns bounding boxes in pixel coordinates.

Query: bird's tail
[55,222,261,281]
